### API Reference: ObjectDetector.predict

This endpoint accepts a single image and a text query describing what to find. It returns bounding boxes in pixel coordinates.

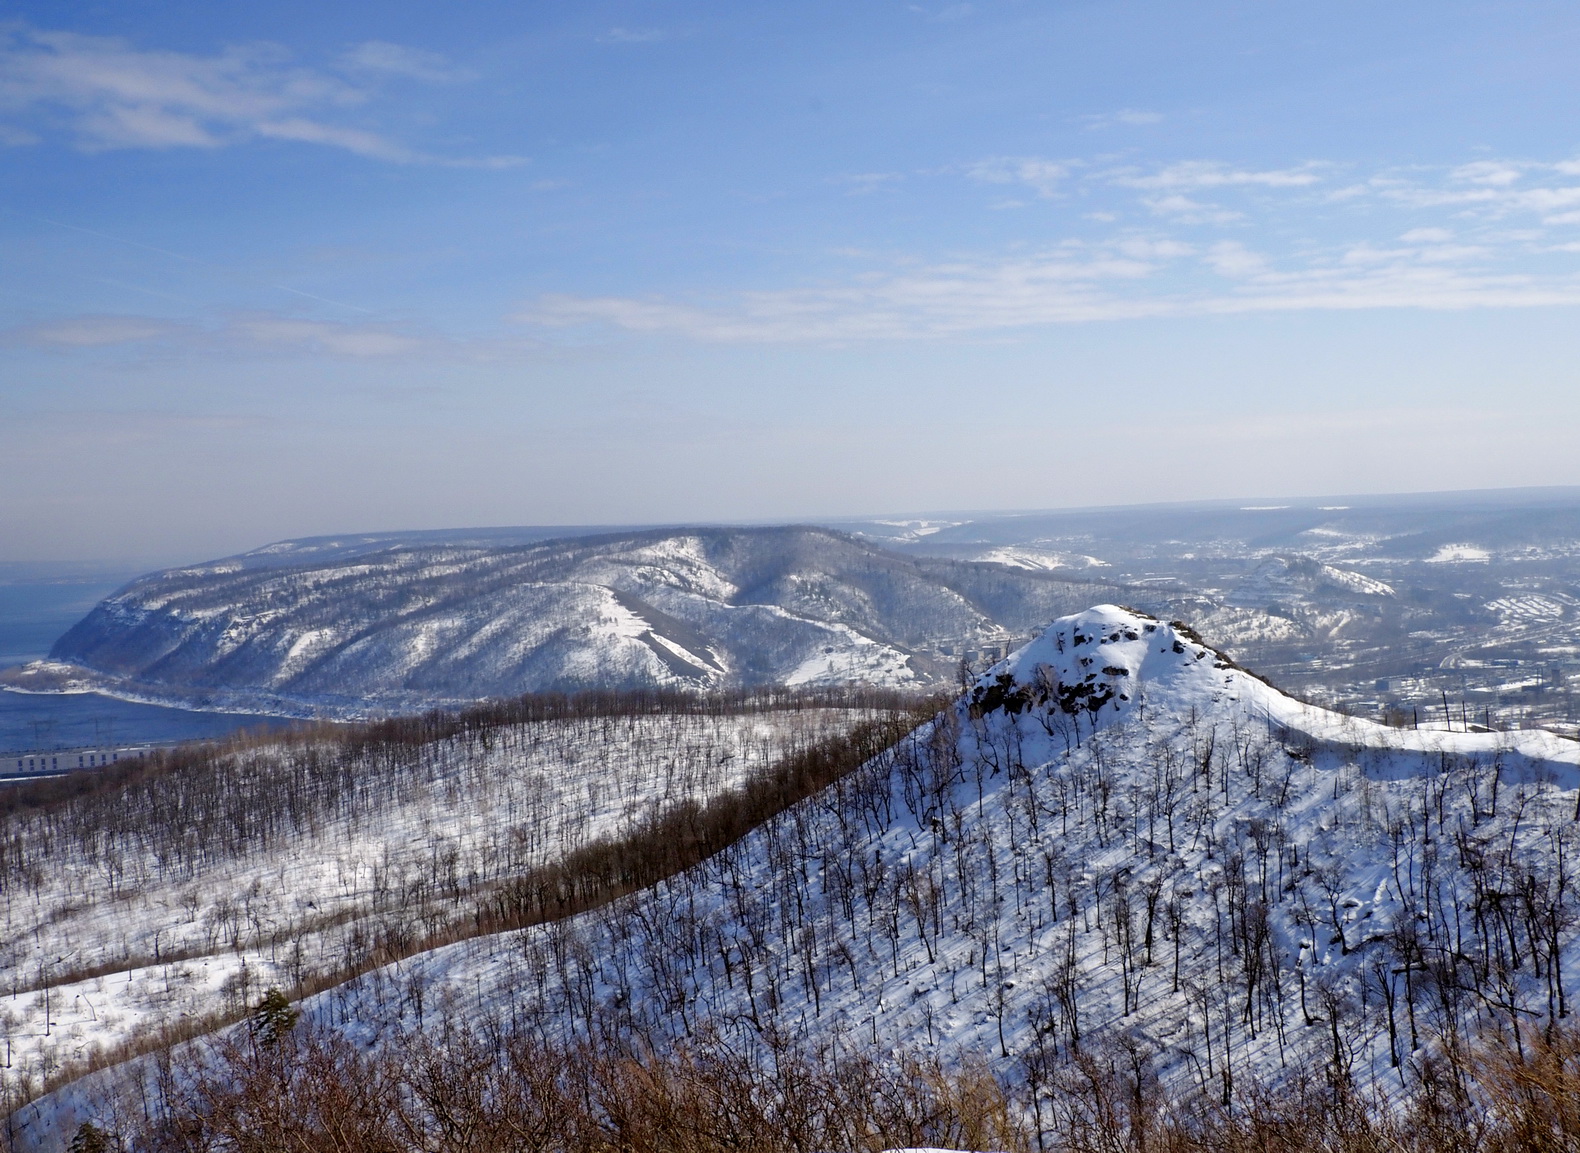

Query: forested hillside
[14,606,1580,1151]
[0,686,927,1129]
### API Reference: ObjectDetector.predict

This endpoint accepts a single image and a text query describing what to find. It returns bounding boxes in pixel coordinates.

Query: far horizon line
[5,480,1579,577]
[234,480,1580,550]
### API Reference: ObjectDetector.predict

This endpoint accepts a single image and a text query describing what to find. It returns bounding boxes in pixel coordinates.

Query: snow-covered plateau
[9,605,1580,1150]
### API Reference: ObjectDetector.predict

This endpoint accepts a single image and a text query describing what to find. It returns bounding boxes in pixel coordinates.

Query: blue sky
[3,1,1580,562]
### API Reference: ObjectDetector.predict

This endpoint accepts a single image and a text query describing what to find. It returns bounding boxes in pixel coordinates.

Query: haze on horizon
[3,0,1580,564]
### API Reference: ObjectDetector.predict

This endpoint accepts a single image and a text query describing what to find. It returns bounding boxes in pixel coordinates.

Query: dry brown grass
[59,1020,1580,1153]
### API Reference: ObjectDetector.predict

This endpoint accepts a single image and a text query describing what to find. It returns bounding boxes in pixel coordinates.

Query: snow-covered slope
[963,547,1110,572]
[1227,554,1395,607]
[0,701,900,1121]
[3,527,1132,718]
[16,606,1580,1148]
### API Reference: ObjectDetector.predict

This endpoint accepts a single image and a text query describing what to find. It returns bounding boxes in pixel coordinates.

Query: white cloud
[19,145,1577,356]
[0,28,349,151]
[233,316,426,357]
[513,213,1580,344]
[341,41,470,82]
[1203,241,1266,278]
[1114,160,1323,191]
[837,172,905,195]
[3,311,441,359]
[1452,160,1524,187]
[0,26,518,165]
[967,157,1070,198]
[1380,162,1580,222]
[600,28,668,43]
[1336,235,1485,269]
[1142,194,1242,224]
[3,314,181,347]
[521,250,1167,341]
[253,116,419,162]
[1324,184,1370,202]
[1340,243,1407,266]
[1082,109,1162,129]
[1513,187,1580,214]
[1097,156,1580,231]
[1089,159,1329,225]
[1199,264,1580,315]
[1117,237,1194,260]
[1415,243,1488,264]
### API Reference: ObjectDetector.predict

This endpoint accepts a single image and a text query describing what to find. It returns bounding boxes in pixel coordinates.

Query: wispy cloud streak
[2,311,458,359]
[516,153,1580,342]
[0,26,522,166]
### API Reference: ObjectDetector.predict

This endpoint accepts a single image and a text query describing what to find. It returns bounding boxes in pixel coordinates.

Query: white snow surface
[0,707,882,1125]
[971,548,1109,572]
[1486,594,1568,624]
[1426,544,1492,563]
[15,606,1580,1150]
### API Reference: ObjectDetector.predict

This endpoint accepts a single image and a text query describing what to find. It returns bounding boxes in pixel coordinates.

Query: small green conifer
[251,987,299,1046]
[67,1121,112,1153]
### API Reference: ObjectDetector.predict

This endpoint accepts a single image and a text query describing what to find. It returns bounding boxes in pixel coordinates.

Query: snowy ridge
[15,606,1580,1149]
[1,527,1133,718]
[989,606,1575,774]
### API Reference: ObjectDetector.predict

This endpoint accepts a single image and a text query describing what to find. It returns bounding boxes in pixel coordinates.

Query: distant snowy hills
[837,490,1580,737]
[4,527,1142,718]
[844,487,1580,565]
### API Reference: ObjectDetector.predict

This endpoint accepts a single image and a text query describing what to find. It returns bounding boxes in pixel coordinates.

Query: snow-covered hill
[14,606,1580,1148]
[2,527,1134,718]
[0,693,921,1132]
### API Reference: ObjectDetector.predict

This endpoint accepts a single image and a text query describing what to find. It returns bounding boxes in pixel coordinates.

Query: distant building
[963,644,1008,663]
[2,745,151,780]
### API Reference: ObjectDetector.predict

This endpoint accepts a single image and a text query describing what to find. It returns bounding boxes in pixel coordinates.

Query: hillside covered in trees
[10,605,1580,1150]
[0,688,927,1125]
